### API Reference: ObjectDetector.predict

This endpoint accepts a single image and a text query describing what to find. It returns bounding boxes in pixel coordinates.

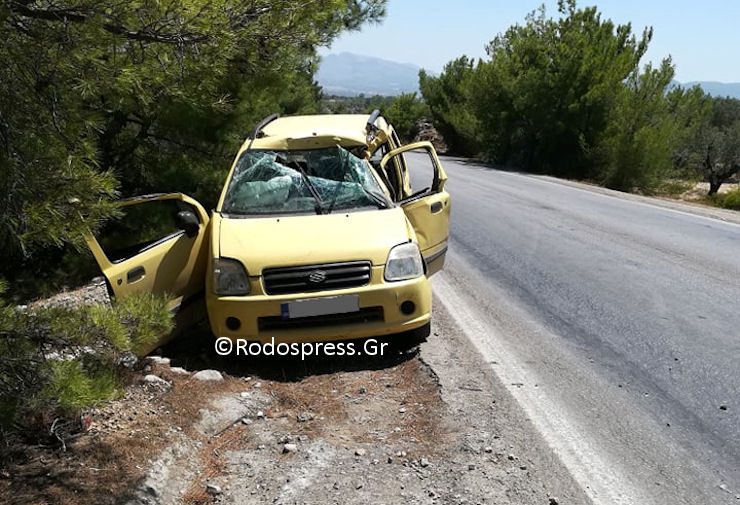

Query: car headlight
[213,258,250,295]
[384,242,424,282]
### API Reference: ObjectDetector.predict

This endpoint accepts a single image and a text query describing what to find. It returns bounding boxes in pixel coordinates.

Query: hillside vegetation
[419,0,740,196]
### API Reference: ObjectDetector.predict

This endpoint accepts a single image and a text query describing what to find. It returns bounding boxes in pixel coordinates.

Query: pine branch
[8,2,209,45]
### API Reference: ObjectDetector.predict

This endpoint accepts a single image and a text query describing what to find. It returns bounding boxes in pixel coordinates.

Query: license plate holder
[281,295,360,320]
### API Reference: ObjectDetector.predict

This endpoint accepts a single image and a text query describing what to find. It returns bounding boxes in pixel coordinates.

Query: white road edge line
[433,273,652,505]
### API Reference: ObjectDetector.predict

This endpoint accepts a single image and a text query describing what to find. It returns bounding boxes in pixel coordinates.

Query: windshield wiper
[345,160,391,210]
[325,147,391,214]
[361,188,391,209]
[293,165,325,215]
[275,156,325,214]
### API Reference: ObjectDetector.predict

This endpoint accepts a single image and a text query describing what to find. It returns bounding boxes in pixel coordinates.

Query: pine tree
[1,0,387,281]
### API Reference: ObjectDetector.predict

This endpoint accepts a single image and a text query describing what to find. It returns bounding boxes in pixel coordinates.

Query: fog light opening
[226,317,241,331]
[400,301,415,315]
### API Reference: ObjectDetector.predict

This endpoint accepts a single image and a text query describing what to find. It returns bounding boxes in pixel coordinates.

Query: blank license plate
[281,295,360,319]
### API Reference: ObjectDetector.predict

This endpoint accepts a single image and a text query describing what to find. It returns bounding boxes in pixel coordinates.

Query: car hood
[217,208,411,273]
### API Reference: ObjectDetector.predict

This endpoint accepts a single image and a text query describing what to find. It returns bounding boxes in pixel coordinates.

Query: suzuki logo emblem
[308,270,327,284]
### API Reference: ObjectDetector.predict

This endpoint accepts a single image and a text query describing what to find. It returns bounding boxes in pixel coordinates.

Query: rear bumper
[206,266,430,343]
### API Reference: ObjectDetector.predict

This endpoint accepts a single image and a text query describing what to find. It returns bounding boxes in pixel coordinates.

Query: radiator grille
[262,261,372,295]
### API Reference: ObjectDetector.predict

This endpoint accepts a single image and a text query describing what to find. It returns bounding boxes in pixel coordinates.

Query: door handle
[430,201,443,214]
[127,266,146,283]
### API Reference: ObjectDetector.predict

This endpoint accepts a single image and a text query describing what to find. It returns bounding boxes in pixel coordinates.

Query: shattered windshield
[221,146,390,215]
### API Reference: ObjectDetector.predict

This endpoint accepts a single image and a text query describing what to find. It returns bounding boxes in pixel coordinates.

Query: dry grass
[0,363,244,505]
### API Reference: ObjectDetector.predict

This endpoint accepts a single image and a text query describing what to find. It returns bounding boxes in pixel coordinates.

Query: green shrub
[44,361,120,412]
[420,56,482,155]
[0,286,173,445]
[383,93,430,143]
[708,187,740,210]
[89,292,173,355]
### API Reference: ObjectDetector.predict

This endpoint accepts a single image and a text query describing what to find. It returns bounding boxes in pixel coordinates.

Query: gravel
[297,411,314,422]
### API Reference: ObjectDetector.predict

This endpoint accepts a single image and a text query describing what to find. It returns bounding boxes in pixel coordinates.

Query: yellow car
[86,112,450,350]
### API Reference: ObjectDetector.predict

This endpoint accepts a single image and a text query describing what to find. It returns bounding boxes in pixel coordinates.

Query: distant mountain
[316,53,740,100]
[317,52,422,97]
[681,81,740,99]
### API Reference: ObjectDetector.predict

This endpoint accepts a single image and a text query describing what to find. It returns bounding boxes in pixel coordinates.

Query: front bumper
[206,266,430,343]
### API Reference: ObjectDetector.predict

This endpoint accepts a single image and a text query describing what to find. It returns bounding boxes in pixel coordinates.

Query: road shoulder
[423,297,591,505]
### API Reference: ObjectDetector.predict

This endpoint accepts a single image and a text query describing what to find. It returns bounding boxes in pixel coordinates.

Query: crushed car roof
[243,114,391,151]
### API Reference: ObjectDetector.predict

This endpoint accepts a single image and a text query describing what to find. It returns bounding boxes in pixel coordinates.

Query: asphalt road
[408,153,740,504]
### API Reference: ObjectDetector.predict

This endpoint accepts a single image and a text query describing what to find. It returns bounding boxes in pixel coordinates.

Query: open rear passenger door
[380,142,450,276]
[85,193,210,327]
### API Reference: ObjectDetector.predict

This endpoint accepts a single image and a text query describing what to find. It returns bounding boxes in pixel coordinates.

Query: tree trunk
[708,175,721,196]
[704,152,721,196]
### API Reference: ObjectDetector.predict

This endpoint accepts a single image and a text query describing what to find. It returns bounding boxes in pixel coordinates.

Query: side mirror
[176,210,200,238]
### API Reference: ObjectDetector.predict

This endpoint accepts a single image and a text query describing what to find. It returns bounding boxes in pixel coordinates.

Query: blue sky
[321,0,740,82]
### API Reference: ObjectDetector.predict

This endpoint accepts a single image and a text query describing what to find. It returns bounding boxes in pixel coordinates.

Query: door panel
[402,192,450,275]
[380,142,450,276]
[85,193,210,311]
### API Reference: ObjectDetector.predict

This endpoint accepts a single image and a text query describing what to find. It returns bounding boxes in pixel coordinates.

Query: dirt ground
[671,181,739,205]
[1,301,589,505]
